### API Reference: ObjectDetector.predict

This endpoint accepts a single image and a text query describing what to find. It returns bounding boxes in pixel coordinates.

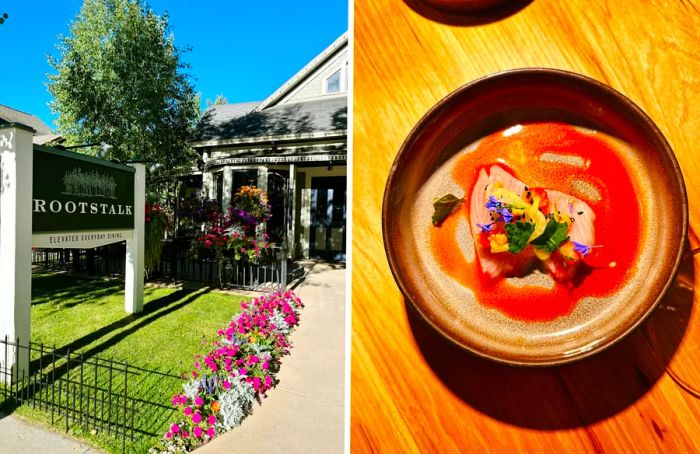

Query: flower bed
[149,290,303,453]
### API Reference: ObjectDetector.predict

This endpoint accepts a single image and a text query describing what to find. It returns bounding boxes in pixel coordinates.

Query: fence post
[0,124,34,384]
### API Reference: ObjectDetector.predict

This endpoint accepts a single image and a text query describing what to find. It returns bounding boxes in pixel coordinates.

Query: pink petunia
[192,411,202,424]
[194,396,204,407]
[252,377,261,390]
[165,431,172,439]
[193,426,203,438]
[265,375,273,387]
[222,380,231,390]
[170,423,180,434]
[262,361,269,370]
[208,414,216,425]
[184,406,193,416]
[182,430,189,438]
[206,427,216,438]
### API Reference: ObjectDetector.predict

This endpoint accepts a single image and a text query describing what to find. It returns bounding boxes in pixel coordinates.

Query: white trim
[32,229,134,249]
[206,154,347,168]
[255,33,348,111]
[191,130,347,148]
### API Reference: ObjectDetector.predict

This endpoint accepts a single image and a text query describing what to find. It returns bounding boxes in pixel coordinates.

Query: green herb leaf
[431,194,464,226]
[530,219,569,252]
[504,222,535,254]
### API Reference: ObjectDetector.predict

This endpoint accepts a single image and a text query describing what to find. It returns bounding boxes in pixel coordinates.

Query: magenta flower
[182,430,189,438]
[222,380,231,390]
[184,406,193,416]
[193,426,203,438]
[262,361,269,370]
[265,375,273,388]
[194,396,204,407]
[192,411,202,424]
[207,414,217,425]
[253,377,261,390]
[170,423,180,434]
[165,431,172,439]
[206,427,216,438]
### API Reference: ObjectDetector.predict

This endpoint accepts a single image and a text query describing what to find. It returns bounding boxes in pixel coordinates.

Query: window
[325,69,341,94]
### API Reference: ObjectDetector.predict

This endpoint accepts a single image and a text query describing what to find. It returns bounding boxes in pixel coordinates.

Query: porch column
[125,163,145,314]
[301,172,312,259]
[0,124,34,382]
[222,167,233,210]
[257,166,268,192]
[288,164,296,259]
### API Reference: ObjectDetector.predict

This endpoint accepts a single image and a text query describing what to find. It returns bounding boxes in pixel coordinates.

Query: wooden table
[352,0,700,452]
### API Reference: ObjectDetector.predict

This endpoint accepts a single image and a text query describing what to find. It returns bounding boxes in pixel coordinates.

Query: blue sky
[0,0,348,129]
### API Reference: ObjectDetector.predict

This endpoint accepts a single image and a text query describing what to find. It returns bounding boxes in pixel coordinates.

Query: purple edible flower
[476,223,494,233]
[572,241,591,256]
[485,195,500,211]
[499,207,513,223]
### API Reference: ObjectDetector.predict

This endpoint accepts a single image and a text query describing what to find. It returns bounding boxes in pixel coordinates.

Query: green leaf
[530,219,569,252]
[504,222,535,254]
[431,194,464,226]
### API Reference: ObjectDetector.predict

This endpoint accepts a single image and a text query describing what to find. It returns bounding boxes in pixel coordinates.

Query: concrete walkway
[198,261,346,454]
[0,412,101,454]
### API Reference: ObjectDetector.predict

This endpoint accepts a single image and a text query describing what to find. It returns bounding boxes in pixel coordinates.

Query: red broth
[430,122,642,321]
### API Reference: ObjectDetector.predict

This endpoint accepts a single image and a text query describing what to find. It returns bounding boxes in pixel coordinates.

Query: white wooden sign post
[0,124,34,380]
[0,123,145,383]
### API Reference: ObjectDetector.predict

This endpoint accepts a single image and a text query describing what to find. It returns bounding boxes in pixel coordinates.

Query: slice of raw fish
[469,166,535,278]
[542,189,596,281]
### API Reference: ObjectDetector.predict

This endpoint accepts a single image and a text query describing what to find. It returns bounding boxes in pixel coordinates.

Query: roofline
[191,130,347,148]
[254,32,348,112]
[0,122,37,133]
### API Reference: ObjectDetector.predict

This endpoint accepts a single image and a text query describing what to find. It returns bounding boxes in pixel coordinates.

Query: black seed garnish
[577,211,584,215]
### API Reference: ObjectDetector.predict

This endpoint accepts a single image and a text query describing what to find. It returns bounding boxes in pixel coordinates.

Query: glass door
[309,176,346,260]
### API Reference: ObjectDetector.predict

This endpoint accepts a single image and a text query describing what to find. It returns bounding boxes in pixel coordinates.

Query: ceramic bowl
[383,68,687,365]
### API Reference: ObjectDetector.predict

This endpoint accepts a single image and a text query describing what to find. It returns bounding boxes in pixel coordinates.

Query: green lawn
[3,272,246,453]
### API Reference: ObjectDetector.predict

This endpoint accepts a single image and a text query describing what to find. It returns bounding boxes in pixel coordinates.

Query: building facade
[191,33,348,261]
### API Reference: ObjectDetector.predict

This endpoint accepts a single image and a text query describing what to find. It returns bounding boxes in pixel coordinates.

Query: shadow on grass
[12,284,213,446]
[29,287,209,374]
[32,273,124,308]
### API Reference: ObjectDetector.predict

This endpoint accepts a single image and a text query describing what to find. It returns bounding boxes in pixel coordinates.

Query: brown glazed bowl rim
[382,67,688,366]
[418,0,512,13]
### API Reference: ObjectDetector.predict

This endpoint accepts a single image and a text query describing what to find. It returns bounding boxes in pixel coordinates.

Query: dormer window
[325,69,341,94]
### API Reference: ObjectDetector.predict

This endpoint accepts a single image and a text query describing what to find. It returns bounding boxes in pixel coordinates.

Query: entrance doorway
[309,176,346,260]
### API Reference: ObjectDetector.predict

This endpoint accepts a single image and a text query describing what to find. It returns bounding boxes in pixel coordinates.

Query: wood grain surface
[351,0,700,452]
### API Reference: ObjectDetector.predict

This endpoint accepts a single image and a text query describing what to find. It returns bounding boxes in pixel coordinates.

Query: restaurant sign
[32,146,135,233]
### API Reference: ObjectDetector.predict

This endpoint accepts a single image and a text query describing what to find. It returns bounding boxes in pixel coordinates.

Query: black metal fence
[32,239,291,291]
[0,336,134,452]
